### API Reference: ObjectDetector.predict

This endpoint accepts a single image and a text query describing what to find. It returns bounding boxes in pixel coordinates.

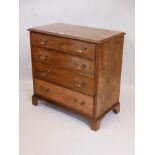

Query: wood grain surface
[34,78,94,116]
[33,62,94,96]
[32,46,95,77]
[94,36,124,117]
[28,23,125,43]
[29,23,125,131]
[31,32,96,59]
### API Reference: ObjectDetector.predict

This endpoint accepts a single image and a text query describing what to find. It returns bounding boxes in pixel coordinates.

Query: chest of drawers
[28,23,125,131]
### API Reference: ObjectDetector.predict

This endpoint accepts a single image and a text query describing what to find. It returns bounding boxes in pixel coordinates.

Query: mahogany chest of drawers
[28,23,125,131]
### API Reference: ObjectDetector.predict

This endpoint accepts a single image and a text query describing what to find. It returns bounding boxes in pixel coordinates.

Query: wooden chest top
[28,23,125,43]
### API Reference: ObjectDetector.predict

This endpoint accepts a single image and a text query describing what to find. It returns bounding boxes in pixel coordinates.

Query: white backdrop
[19,0,134,88]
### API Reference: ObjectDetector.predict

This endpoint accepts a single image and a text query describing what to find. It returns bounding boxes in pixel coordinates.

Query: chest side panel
[94,35,124,117]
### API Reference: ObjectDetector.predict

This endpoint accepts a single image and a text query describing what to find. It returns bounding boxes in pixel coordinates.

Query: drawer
[32,46,94,77]
[31,32,96,59]
[34,79,94,116]
[33,62,94,96]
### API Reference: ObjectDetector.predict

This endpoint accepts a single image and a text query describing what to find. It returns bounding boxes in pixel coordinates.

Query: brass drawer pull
[39,51,48,60]
[39,38,48,45]
[76,49,83,53]
[74,43,87,53]
[40,85,50,93]
[40,68,50,77]
[73,61,87,70]
[74,80,86,88]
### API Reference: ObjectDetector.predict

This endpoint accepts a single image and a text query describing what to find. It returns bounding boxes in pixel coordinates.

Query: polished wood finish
[32,46,94,77]
[28,23,125,131]
[28,23,125,43]
[31,32,96,60]
[33,62,94,96]
[94,36,124,117]
[34,79,93,115]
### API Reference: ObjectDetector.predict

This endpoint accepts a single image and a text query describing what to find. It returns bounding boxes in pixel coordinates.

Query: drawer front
[34,79,93,116]
[33,62,94,96]
[32,46,94,77]
[31,32,96,59]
